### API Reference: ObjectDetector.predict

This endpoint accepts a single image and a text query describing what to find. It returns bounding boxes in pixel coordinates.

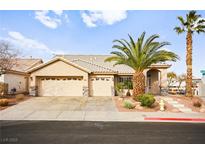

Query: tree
[167,72,177,87]
[105,32,179,97]
[174,11,205,97]
[0,41,18,73]
[177,74,186,92]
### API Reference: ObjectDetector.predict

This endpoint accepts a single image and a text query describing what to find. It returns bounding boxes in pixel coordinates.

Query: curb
[144,117,205,122]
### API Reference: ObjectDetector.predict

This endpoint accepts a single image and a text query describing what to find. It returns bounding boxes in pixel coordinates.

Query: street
[0,121,205,144]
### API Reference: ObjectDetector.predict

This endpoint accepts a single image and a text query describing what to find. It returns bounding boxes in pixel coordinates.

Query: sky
[0,10,205,77]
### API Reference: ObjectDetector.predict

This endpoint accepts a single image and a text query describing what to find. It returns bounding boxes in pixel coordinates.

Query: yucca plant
[105,32,179,97]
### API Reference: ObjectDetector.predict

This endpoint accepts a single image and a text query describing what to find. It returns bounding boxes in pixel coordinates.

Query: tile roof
[71,59,117,73]
[56,55,170,74]
[11,59,43,72]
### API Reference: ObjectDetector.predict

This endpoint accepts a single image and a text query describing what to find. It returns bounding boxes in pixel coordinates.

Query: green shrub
[137,94,155,107]
[115,83,124,97]
[123,100,135,109]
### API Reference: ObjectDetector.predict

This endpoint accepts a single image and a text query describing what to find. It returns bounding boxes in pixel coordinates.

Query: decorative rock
[135,105,143,110]
[200,108,205,113]
[171,109,180,113]
[118,98,123,101]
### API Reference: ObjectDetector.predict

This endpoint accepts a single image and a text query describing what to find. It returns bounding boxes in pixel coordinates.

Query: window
[118,76,132,82]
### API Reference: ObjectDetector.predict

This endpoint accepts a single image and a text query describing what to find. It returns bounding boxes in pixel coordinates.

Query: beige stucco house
[26,55,171,96]
[0,59,43,94]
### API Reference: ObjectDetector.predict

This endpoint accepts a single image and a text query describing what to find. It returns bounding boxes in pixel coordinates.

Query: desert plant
[193,101,202,108]
[123,100,135,109]
[15,94,25,101]
[123,80,132,96]
[192,97,203,107]
[105,32,179,98]
[0,99,9,106]
[115,82,124,97]
[174,11,205,97]
[137,94,155,107]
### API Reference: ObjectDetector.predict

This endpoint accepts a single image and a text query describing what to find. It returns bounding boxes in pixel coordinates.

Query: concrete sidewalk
[1,110,205,122]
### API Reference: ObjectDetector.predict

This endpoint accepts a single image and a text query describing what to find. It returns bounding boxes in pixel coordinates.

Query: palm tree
[105,32,179,97]
[174,11,205,97]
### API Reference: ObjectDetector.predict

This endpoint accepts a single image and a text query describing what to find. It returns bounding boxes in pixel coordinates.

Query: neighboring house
[0,59,43,94]
[27,55,170,96]
[168,77,201,95]
[199,70,205,97]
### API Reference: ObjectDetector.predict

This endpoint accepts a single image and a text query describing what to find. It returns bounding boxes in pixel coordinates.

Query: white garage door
[38,77,84,96]
[90,77,114,96]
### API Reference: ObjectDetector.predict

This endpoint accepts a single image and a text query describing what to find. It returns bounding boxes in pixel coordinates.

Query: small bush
[192,97,203,108]
[137,94,155,108]
[193,101,202,108]
[16,94,25,101]
[123,100,135,109]
[0,99,9,106]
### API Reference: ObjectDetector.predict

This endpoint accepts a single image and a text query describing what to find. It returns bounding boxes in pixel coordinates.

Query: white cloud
[81,10,127,27]
[4,31,67,60]
[53,10,63,16]
[8,31,51,53]
[34,10,67,29]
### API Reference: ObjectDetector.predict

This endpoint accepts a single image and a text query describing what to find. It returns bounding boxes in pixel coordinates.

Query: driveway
[0,97,117,120]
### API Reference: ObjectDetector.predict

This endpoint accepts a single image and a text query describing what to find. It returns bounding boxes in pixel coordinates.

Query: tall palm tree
[105,32,179,97]
[174,11,205,97]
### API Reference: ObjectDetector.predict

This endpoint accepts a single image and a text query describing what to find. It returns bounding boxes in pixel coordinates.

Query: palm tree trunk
[186,31,193,97]
[132,71,145,97]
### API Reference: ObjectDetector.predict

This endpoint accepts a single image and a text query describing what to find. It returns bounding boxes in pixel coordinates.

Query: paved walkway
[158,96,193,113]
[1,96,205,122]
[1,110,205,122]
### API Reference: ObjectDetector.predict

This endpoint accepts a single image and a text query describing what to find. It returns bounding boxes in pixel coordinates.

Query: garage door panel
[39,78,83,96]
[90,77,114,96]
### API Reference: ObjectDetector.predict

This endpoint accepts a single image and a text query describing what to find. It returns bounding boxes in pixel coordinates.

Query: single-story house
[27,55,170,96]
[0,58,43,94]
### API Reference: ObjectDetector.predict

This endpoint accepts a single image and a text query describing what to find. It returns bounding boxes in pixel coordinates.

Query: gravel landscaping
[170,95,205,113]
[113,96,179,112]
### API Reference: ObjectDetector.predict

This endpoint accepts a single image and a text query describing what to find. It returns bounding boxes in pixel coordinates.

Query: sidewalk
[1,110,205,123]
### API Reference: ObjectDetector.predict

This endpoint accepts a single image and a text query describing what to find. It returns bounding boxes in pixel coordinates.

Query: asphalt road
[1,121,205,144]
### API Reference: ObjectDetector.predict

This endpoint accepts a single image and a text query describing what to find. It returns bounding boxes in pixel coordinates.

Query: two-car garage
[38,77,84,96]
[28,58,115,97]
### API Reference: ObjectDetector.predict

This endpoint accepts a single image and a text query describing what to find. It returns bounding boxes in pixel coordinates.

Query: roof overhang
[3,70,29,76]
[91,72,118,75]
[27,57,91,73]
[148,64,171,69]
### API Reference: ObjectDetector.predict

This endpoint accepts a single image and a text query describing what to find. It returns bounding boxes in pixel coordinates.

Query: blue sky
[0,10,205,77]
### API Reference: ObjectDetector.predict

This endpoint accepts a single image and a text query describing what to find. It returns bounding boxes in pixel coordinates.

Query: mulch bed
[170,95,205,113]
[113,96,179,112]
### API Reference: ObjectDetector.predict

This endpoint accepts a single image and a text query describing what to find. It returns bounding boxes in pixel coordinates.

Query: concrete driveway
[0,97,117,120]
